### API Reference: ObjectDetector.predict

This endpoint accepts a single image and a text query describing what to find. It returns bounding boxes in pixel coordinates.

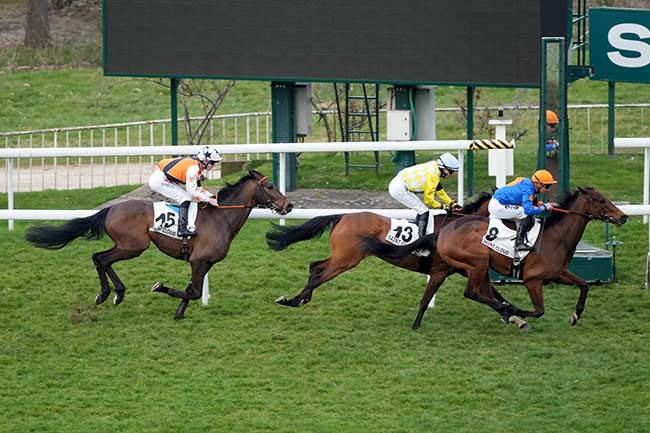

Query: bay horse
[25,170,293,320]
[266,192,491,307]
[362,187,627,329]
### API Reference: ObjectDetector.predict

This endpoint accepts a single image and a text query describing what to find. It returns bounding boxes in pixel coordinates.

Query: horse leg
[174,261,212,320]
[92,247,144,305]
[463,270,528,327]
[504,279,545,321]
[554,270,589,325]
[276,255,361,307]
[92,251,112,304]
[412,268,448,330]
[94,247,144,305]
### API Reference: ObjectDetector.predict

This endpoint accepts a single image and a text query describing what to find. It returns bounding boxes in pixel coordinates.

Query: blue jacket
[493,177,548,216]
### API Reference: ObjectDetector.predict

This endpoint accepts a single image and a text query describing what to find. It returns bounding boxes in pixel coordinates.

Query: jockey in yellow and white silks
[388,152,462,236]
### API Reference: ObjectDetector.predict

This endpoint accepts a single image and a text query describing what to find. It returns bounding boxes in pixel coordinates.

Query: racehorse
[361,187,627,329]
[266,192,491,308]
[25,170,293,320]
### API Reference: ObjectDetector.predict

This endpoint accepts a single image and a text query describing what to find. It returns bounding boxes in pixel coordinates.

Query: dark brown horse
[266,192,491,307]
[362,187,627,329]
[25,170,293,320]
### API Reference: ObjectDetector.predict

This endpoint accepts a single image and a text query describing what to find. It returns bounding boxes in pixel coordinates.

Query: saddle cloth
[481,217,542,259]
[149,202,182,239]
[385,215,435,257]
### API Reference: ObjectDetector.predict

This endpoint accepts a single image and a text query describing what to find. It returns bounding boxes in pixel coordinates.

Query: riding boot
[514,215,534,251]
[177,201,196,237]
[416,211,429,237]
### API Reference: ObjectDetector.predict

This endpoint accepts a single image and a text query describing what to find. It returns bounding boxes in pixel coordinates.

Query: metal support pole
[271,82,297,191]
[608,81,615,158]
[171,78,179,146]
[7,158,14,231]
[466,86,475,196]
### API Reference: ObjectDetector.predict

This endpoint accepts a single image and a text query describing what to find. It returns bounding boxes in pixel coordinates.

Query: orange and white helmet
[532,169,557,185]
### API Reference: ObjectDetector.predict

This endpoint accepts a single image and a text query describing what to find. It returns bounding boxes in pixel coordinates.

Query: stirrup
[515,243,533,252]
[178,227,197,237]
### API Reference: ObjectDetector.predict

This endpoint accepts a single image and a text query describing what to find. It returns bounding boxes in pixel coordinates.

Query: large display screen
[104,0,567,87]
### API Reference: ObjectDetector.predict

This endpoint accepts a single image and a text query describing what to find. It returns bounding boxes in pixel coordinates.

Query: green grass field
[1,183,649,433]
[2,6,650,430]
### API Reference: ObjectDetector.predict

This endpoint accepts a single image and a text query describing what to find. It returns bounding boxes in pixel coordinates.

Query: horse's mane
[543,188,586,227]
[216,170,260,202]
[461,191,491,214]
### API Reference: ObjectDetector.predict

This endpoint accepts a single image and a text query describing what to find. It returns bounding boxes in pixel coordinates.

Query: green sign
[590,8,650,83]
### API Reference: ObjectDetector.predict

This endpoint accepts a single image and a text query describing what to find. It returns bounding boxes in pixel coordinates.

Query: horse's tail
[360,233,439,260]
[266,214,343,251]
[25,207,110,250]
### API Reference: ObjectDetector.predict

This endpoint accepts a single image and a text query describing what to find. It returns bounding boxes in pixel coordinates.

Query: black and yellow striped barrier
[469,139,514,150]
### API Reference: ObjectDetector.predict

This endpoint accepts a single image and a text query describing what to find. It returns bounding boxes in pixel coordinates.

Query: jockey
[545,110,560,158]
[148,146,222,236]
[388,152,462,236]
[488,169,559,252]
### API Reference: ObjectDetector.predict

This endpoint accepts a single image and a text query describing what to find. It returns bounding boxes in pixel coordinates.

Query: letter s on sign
[607,23,650,68]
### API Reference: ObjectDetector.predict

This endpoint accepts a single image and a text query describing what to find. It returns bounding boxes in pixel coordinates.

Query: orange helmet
[546,110,559,125]
[532,169,557,185]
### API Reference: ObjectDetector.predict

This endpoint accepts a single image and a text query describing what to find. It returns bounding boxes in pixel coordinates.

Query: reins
[551,207,593,219]
[213,175,273,210]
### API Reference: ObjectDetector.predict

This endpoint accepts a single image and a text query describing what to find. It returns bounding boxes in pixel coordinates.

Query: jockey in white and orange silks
[149,146,222,236]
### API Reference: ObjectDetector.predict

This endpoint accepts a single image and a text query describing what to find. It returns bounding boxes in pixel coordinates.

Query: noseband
[255,176,286,213]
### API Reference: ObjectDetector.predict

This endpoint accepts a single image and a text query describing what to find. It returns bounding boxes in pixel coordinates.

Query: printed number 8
[485,227,499,241]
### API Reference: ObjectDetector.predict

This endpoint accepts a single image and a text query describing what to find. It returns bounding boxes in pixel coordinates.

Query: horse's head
[250,170,293,215]
[577,186,627,226]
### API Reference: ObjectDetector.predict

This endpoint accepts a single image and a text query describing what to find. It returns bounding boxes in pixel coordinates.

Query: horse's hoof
[113,293,124,305]
[570,313,579,326]
[95,294,107,305]
[275,295,289,305]
[151,282,162,293]
[174,313,184,320]
[509,315,528,330]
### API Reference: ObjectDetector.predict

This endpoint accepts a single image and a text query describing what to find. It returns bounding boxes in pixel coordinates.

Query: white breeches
[149,169,199,228]
[388,177,428,215]
[488,198,527,220]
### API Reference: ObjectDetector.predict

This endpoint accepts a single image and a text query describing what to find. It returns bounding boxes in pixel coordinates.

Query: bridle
[551,190,616,222]
[254,175,287,213]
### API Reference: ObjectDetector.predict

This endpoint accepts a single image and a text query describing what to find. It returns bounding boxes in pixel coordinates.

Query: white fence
[615,137,650,289]
[3,103,650,193]
[0,139,509,228]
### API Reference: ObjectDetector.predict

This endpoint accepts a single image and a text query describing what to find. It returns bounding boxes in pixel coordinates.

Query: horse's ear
[577,186,586,194]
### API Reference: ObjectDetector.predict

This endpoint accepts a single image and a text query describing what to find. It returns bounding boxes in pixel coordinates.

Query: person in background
[545,110,560,158]
[488,169,559,253]
[149,146,221,236]
[388,152,462,236]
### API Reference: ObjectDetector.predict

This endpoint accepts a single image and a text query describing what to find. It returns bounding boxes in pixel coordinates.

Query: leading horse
[266,192,491,307]
[362,187,627,329]
[25,170,293,320]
